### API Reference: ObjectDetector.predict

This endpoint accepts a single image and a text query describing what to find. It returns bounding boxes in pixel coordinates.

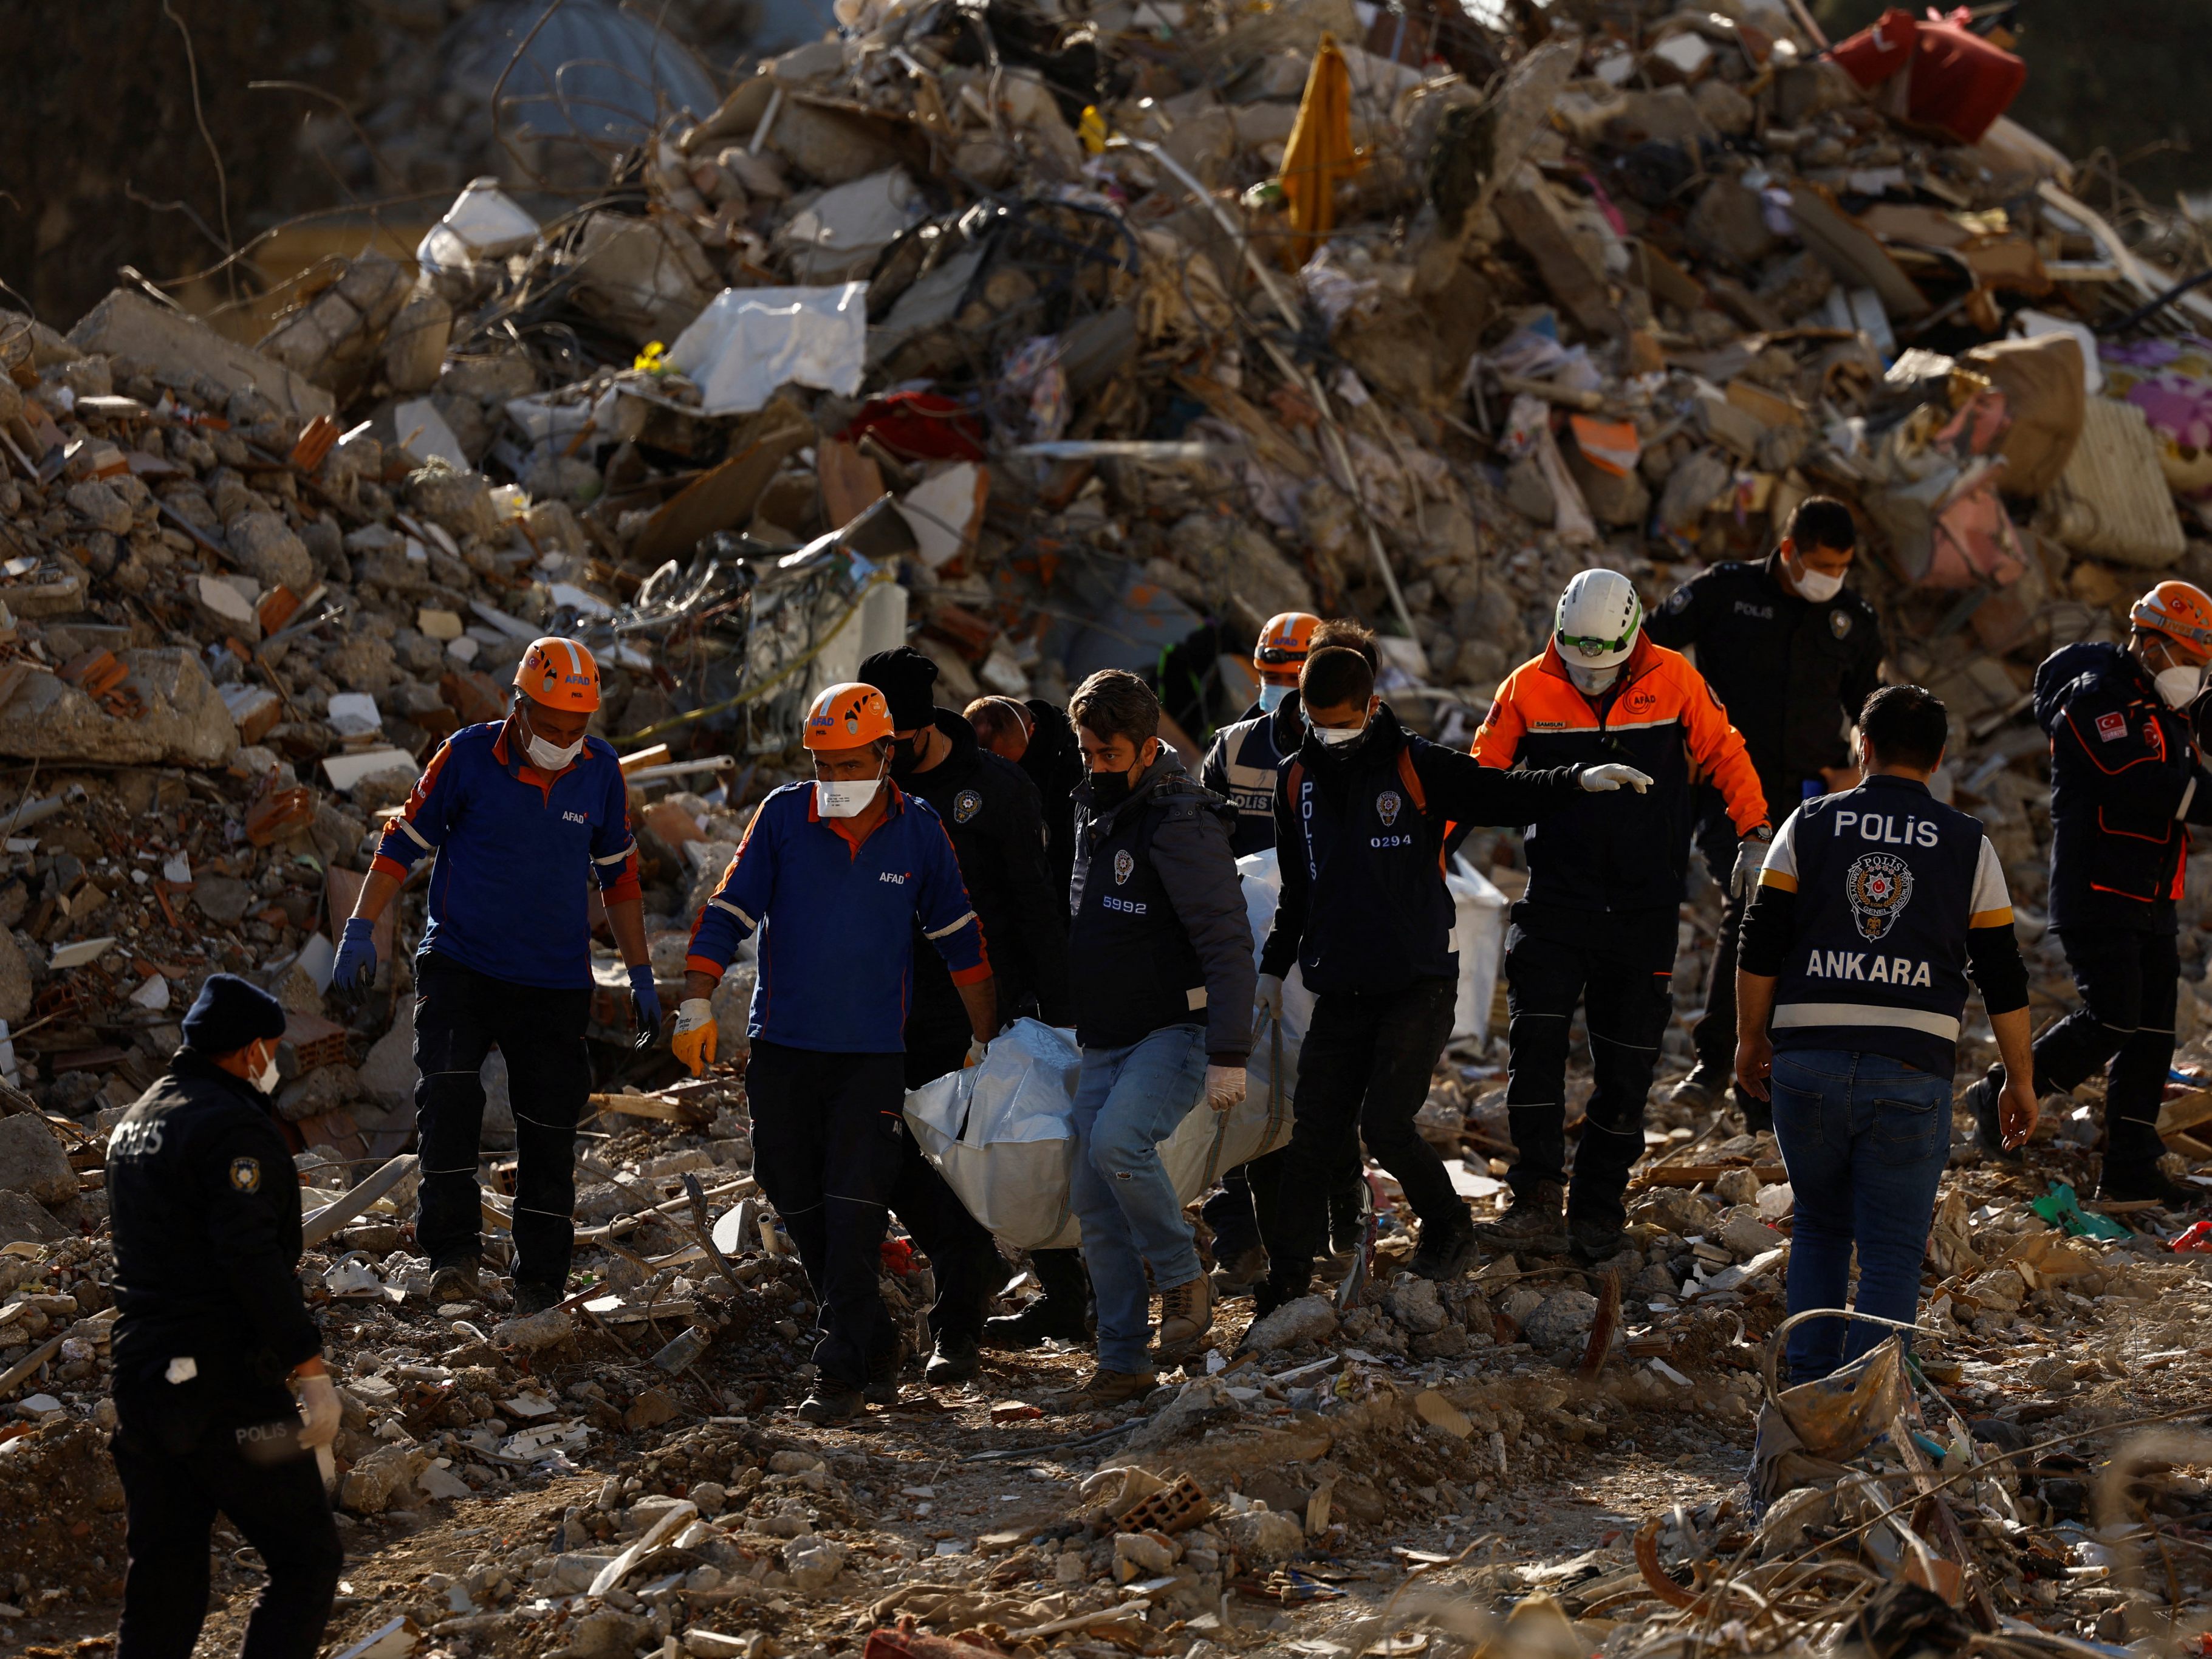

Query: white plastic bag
[903,1018,1081,1250]
[665,284,868,415]
[1445,853,1508,1041]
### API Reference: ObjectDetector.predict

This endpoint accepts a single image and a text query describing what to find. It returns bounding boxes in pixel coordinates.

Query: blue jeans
[1071,1024,1208,1372]
[1769,1049,1953,1384]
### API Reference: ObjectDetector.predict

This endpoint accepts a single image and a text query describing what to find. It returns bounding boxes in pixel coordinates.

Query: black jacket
[1200,693,1304,856]
[2033,641,2212,932]
[1645,553,1885,812]
[902,708,1072,1030]
[1021,698,1086,897]
[108,1050,322,1402]
[1261,705,1583,996]
[1069,751,1255,1060]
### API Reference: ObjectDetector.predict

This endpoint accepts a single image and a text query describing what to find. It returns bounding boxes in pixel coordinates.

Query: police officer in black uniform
[1643,496,1885,1124]
[107,975,343,1659]
[863,647,1075,1383]
[1734,687,2038,1380]
[1959,581,2212,1205]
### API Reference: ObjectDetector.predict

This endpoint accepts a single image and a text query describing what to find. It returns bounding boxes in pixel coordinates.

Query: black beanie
[181,974,288,1056]
[860,646,940,732]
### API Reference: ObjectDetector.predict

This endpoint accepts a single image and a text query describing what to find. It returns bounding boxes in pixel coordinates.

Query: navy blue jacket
[2033,641,2212,933]
[1200,693,1303,855]
[1260,705,1583,997]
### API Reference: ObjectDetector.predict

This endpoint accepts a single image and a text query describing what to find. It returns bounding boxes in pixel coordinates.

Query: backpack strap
[1397,745,1451,877]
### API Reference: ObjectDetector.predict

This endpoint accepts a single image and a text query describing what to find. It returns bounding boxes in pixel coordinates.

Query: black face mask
[888,733,927,779]
[1089,766,1135,810]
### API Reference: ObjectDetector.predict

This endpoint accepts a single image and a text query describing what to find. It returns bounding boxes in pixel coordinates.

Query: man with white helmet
[1471,570,1769,1259]
[332,638,656,1316]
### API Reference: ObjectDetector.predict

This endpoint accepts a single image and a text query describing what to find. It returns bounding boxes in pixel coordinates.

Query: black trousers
[897,1029,1005,1344]
[1690,804,1745,1075]
[113,1391,341,1659]
[2025,926,2178,1174]
[1201,1146,1286,1260]
[1504,929,1673,1230]
[413,953,593,1290]
[1264,977,1459,1288]
[748,1039,909,1387]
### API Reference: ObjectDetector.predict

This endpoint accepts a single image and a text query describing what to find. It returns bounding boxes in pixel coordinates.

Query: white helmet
[1554,569,1643,670]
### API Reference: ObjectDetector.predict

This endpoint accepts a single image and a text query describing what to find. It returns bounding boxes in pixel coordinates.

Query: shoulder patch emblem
[1830,610,1852,638]
[1113,849,1134,885]
[1845,852,1914,942]
[954,788,982,824]
[228,1156,261,1194]
[2096,711,2128,742]
[1376,789,1402,827]
[1662,587,1690,614]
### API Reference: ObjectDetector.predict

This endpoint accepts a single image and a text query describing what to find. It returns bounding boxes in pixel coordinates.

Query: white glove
[672,998,717,1076]
[1204,1064,1247,1112]
[1580,762,1653,793]
[965,1036,988,1068]
[294,1370,341,1451]
[1255,974,1284,1021]
[1731,830,1773,898]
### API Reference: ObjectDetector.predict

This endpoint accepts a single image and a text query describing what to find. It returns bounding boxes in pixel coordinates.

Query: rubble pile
[5,0,2212,1651]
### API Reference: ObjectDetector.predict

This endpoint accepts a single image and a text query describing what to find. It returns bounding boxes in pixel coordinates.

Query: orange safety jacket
[1471,635,1767,913]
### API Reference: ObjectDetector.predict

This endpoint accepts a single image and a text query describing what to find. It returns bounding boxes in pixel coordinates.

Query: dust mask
[1310,722,1364,747]
[2156,664,2203,709]
[1792,565,1844,603]
[816,761,885,818]
[254,1046,281,1095]
[523,708,583,771]
[1256,683,1291,713]
[1566,662,1620,695]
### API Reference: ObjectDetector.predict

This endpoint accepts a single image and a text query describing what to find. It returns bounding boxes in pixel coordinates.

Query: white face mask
[522,707,584,771]
[1793,566,1844,603]
[254,1046,281,1095]
[1310,721,1365,747]
[2156,664,2203,709]
[816,762,886,818]
[1566,662,1620,695]
[1257,682,1291,713]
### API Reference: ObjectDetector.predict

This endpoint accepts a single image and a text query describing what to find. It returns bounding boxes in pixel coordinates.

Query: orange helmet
[1253,612,1321,683]
[804,682,894,750]
[2131,581,2212,662]
[515,637,601,711]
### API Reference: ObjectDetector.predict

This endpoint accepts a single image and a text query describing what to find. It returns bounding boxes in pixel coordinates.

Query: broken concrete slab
[67,290,335,424]
[0,1113,75,1208]
[0,649,237,765]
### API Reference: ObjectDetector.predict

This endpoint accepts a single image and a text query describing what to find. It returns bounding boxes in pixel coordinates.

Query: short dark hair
[1301,646,1375,711]
[964,696,1031,746]
[1310,618,1378,669]
[1858,685,1947,770]
[1789,496,1857,556]
[1070,670,1159,745]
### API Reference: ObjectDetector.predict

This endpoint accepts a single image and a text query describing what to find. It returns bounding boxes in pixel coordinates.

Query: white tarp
[1445,854,1509,1041]
[665,283,868,415]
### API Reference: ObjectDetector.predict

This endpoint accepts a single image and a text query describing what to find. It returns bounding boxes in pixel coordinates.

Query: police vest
[1283,743,1457,997]
[1214,714,1289,855]
[1070,798,1207,1048]
[1772,780,1984,1076]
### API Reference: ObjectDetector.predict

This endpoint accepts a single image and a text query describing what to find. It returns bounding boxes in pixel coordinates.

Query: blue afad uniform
[1742,775,2028,1382]
[1986,641,2212,1185]
[686,781,989,1390]
[372,717,642,1296]
[1199,694,1302,855]
[108,1052,341,1659]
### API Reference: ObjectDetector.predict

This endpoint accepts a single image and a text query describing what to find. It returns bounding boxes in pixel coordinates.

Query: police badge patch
[1114,849,1134,885]
[1377,789,1402,827]
[954,788,982,824]
[228,1156,261,1193]
[1845,852,1914,941]
[1830,610,1853,638]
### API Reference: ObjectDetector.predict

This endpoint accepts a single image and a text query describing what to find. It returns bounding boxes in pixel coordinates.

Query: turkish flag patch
[2097,711,2128,742]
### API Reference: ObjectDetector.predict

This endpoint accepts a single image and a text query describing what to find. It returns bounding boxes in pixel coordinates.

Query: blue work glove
[331,917,377,991]
[629,964,663,1036]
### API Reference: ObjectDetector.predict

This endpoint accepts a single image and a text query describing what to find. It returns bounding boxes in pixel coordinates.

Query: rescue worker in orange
[1472,570,1769,1260]
[332,638,655,1315]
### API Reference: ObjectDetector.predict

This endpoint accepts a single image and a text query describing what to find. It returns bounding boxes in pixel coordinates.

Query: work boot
[1055,1367,1156,1413]
[1666,1064,1725,1112]
[923,1333,981,1387]
[2098,1163,2199,1208]
[1252,1272,1312,1321]
[1328,1180,1374,1256]
[1483,1180,1568,1254]
[1211,1242,1269,1299]
[512,1280,563,1316]
[1737,1087,1773,1137]
[429,1257,482,1302]
[1153,1274,1215,1367]
[1407,1220,1480,1282]
[798,1383,865,1425]
[864,1345,904,1405]
[1961,1069,2024,1164]
[1568,1216,1626,1264]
